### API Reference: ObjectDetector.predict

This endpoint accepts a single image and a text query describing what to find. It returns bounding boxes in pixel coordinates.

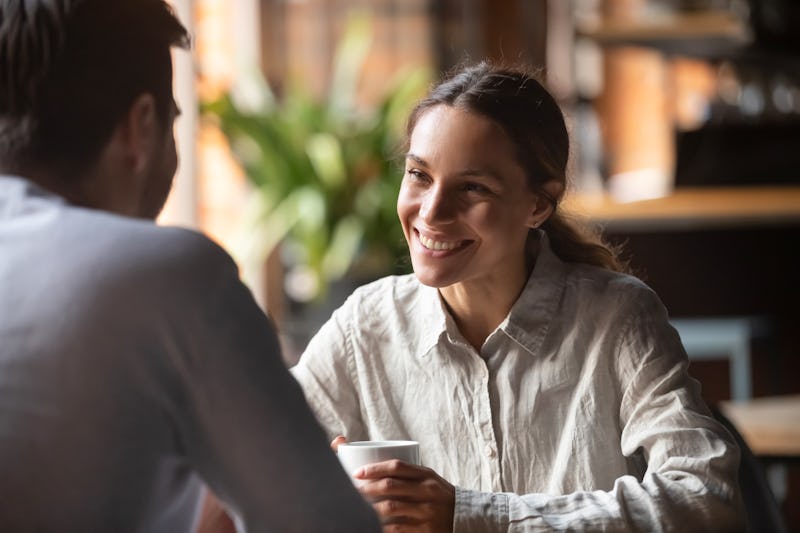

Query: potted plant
[201,14,430,305]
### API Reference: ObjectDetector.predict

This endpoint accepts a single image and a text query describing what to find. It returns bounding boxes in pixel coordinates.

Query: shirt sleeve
[155,236,379,533]
[451,287,745,532]
[290,298,368,443]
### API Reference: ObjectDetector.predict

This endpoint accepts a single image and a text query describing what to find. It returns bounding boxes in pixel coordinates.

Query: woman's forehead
[409,106,517,165]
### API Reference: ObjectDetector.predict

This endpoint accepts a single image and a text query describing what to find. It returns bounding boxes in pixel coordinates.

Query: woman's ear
[527,180,564,229]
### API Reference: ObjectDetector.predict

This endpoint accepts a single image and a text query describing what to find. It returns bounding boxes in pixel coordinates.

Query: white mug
[337,440,419,485]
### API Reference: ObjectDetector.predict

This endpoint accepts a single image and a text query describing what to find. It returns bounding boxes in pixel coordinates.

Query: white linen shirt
[291,233,744,531]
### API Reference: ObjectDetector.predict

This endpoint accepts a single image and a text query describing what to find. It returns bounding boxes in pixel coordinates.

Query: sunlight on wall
[158,0,197,229]
[159,0,252,256]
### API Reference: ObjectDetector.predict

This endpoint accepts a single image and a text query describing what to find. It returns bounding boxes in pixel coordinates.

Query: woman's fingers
[358,475,422,502]
[355,461,455,529]
[373,498,435,523]
[350,461,455,533]
[331,435,347,452]
[355,459,432,482]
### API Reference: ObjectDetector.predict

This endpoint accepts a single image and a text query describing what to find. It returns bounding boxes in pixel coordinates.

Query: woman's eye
[405,169,427,181]
[463,182,488,193]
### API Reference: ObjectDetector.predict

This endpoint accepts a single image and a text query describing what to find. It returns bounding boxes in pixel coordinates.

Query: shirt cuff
[453,486,509,532]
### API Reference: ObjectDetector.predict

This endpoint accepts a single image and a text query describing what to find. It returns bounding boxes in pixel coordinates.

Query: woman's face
[397,105,543,291]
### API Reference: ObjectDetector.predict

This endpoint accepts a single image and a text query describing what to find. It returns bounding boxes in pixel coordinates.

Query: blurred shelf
[720,395,800,458]
[563,185,800,232]
[577,10,747,44]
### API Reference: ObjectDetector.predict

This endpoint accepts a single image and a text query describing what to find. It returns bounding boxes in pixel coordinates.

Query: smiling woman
[290,62,745,531]
[399,105,544,339]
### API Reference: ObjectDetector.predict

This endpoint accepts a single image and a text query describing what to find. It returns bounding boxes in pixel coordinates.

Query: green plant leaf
[200,12,428,302]
[322,215,365,281]
[329,11,372,115]
[305,133,347,190]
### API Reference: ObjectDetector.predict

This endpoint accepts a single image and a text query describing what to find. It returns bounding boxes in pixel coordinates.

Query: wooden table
[562,186,800,232]
[720,395,800,458]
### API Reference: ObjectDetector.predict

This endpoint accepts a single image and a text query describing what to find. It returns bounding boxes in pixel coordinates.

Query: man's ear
[115,93,159,175]
[527,180,564,229]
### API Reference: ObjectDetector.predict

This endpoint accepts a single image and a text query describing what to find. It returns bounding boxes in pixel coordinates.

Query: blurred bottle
[673,54,800,187]
[597,46,675,202]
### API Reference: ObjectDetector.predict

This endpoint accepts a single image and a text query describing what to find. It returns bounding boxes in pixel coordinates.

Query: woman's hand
[354,460,455,532]
[195,489,237,533]
[331,435,348,452]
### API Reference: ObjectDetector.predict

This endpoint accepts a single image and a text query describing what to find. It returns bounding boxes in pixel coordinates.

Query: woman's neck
[439,234,541,351]
[439,263,534,352]
[440,289,510,352]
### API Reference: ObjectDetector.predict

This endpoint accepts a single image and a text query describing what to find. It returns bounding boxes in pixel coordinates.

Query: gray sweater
[0,175,379,533]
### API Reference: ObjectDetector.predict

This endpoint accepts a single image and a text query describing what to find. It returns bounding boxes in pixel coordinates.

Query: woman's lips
[415,229,471,253]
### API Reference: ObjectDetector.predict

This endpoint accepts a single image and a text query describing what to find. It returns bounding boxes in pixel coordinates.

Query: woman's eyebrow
[405,153,428,166]
[406,153,502,182]
[458,169,501,181]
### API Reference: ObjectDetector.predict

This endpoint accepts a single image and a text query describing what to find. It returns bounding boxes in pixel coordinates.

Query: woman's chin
[412,266,459,289]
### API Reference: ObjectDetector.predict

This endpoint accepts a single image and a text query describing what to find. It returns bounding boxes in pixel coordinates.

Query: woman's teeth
[420,234,461,251]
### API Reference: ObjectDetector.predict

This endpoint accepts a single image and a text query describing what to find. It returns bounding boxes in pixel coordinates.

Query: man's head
[0,0,189,218]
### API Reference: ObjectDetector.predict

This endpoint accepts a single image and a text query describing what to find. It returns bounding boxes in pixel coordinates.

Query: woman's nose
[419,186,454,224]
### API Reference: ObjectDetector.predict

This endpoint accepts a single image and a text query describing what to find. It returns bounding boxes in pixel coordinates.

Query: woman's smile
[397,105,540,291]
[415,229,471,254]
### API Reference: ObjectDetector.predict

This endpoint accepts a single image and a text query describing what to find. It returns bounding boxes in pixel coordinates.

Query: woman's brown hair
[406,61,627,273]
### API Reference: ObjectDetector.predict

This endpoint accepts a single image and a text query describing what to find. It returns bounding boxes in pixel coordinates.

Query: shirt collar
[415,282,450,358]
[0,175,65,209]
[412,230,568,358]
[501,231,568,357]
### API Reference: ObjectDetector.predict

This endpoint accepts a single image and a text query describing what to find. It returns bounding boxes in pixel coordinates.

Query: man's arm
[159,235,379,532]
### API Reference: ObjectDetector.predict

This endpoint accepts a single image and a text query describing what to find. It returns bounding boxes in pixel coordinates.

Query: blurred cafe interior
[164,0,800,529]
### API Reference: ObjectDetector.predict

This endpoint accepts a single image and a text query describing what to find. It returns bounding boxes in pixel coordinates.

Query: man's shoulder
[48,206,237,295]
[71,207,229,266]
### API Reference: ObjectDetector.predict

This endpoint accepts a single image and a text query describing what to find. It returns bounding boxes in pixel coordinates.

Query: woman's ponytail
[540,211,627,273]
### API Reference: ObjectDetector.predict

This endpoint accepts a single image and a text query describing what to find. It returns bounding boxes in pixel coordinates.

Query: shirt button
[485,444,496,458]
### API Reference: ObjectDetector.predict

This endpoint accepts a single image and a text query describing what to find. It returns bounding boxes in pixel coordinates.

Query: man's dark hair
[0,0,190,178]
